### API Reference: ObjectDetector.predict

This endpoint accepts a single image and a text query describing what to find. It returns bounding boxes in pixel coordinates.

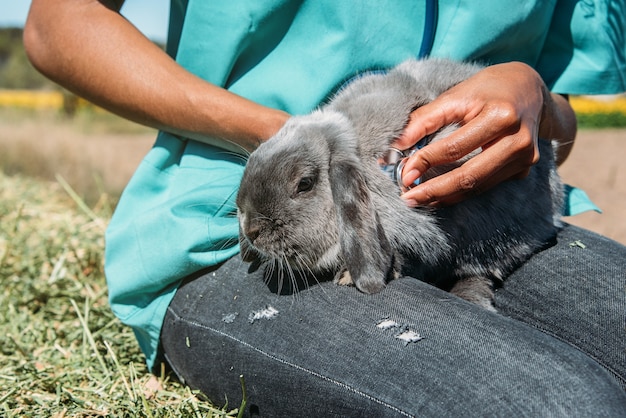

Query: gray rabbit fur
[236,58,564,310]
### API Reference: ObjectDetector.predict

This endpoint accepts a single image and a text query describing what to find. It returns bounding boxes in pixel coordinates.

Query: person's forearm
[539,89,577,165]
[24,0,288,153]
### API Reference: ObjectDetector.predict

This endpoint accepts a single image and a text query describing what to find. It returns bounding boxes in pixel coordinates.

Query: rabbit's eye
[296,176,315,194]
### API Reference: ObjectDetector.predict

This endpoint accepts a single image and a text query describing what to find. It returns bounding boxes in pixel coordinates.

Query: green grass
[0,171,239,417]
[576,111,626,129]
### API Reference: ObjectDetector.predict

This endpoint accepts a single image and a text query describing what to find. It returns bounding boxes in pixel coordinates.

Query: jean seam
[166,306,415,417]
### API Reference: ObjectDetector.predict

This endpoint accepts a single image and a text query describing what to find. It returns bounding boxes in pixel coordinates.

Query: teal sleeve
[537,0,626,94]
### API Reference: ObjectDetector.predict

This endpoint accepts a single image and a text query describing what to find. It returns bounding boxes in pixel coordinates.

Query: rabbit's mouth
[266,242,341,270]
[243,234,342,274]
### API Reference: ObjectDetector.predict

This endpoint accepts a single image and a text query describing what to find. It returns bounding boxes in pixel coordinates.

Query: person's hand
[393,62,549,207]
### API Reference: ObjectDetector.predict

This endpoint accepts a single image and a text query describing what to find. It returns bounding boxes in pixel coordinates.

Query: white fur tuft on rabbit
[236,58,564,310]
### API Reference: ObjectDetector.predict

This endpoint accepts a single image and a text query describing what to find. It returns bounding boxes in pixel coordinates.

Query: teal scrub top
[104,0,626,369]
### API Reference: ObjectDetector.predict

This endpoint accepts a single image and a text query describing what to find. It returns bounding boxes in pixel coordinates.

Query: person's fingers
[393,97,468,150]
[401,128,539,206]
[400,101,524,185]
[402,162,524,207]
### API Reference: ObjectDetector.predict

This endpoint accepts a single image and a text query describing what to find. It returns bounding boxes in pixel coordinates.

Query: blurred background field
[1,25,625,417]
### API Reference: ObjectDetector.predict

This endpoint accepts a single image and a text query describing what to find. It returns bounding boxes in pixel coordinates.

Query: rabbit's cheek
[313,242,342,270]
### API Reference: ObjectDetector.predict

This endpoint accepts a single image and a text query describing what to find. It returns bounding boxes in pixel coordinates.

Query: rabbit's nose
[245,223,261,243]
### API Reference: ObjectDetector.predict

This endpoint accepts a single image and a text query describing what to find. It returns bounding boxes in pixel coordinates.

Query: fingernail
[403,169,421,187]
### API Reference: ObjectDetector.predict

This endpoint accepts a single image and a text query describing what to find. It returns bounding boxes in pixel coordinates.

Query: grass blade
[55,173,100,224]
[70,298,110,379]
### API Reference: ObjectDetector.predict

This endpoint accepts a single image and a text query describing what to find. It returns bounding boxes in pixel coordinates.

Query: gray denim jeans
[161,224,626,417]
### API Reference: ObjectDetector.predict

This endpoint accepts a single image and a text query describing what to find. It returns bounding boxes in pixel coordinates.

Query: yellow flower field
[569,95,626,115]
[0,90,91,110]
[0,89,63,109]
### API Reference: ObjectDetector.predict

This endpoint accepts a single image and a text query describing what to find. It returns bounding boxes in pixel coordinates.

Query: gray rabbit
[236,58,564,310]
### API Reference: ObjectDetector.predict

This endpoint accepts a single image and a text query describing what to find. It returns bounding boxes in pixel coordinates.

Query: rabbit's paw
[450,276,496,312]
[334,269,354,286]
[354,276,386,294]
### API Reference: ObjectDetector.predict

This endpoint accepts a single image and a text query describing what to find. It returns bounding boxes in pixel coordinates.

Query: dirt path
[559,129,626,244]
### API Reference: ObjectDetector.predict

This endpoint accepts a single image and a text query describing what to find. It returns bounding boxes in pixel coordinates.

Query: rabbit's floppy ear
[328,149,396,294]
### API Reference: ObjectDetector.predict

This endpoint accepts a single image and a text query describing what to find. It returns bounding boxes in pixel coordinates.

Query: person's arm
[23,0,289,154]
[393,61,577,206]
